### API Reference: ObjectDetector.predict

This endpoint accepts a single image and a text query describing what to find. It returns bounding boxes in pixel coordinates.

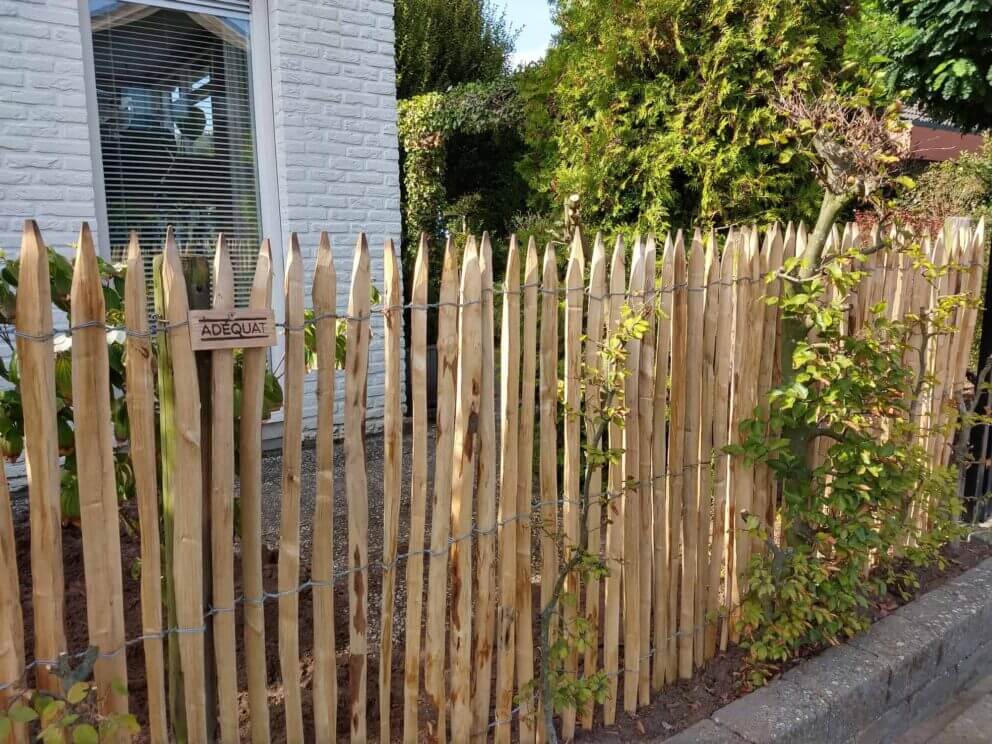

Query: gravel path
[248,426,438,650]
[254,426,434,564]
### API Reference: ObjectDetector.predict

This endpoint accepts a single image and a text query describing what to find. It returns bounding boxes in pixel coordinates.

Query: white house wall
[267,0,404,431]
[0,0,99,252]
[0,0,405,449]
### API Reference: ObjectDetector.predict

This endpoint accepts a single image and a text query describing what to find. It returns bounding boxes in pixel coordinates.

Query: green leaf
[8,703,37,723]
[73,724,99,744]
[67,681,89,705]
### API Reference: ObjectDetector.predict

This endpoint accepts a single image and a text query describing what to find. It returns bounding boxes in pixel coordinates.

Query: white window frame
[77,0,285,287]
[78,0,286,378]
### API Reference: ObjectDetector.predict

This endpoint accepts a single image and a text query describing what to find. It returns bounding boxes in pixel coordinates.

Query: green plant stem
[538,552,579,744]
[536,385,615,743]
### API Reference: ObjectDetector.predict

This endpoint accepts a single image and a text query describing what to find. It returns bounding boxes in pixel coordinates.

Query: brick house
[0,0,403,438]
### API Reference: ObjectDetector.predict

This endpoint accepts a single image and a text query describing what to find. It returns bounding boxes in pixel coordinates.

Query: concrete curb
[662,556,992,744]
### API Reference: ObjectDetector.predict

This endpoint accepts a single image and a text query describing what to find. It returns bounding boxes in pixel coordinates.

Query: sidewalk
[896,675,992,744]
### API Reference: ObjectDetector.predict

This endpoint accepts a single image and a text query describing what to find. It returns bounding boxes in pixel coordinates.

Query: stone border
[664,556,992,744]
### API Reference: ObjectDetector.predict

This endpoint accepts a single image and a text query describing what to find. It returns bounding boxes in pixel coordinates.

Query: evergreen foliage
[397,80,523,293]
[395,0,516,99]
[517,0,855,233]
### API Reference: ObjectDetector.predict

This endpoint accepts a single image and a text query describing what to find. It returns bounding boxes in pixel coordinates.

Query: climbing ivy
[398,78,521,249]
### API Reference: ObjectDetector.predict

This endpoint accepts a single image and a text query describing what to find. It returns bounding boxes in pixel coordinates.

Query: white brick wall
[267,0,404,430]
[0,0,98,253]
[0,0,404,442]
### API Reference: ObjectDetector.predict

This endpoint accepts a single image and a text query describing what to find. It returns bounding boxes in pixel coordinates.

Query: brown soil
[11,467,992,743]
[14,501,413,742]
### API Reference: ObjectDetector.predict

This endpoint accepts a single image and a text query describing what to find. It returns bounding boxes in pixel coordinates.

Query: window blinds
[90,1,261,306]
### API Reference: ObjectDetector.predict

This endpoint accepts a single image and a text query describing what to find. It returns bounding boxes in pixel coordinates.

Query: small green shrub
[730,239,972,685]
[0,650,138,743]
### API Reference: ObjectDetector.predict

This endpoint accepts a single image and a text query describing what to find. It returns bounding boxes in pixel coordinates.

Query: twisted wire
[11,257,978,343]
[0,451,731,696]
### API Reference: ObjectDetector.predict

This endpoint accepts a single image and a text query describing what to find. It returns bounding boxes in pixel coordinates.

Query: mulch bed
[11,495,992,742]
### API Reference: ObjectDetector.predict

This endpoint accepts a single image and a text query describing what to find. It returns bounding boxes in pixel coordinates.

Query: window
[89,0,261,306]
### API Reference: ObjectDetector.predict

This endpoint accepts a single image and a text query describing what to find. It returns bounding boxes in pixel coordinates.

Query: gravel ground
[249,425,438,650]
[255,425,433,560]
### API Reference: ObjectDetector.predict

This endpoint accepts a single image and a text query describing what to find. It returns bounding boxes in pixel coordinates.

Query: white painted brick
[0,0,404,430]
[0,52,53,71]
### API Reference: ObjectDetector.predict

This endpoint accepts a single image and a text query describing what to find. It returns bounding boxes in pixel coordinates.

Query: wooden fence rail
[0,217,984,743]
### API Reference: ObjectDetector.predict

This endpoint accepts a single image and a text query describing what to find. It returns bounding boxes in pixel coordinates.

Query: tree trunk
[777,188,851,546]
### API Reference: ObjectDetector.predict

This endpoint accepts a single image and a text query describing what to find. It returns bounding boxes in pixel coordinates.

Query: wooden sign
[188,309,277,351]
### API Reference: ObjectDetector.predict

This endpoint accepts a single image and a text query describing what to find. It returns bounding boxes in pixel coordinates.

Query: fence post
[277,234,305,742]
[14,220,66,695]
[449,238,483,743]
[423,238,459,744]
[637,234,656,702]
[472,233,498,741]
[403,235,429,744]
[312,231,338,743]
[602,237,625,725]
[240,241,273,743]
[208,236,239,744]
[694,231,717,667]
[494,236,520,744]
[561,229,585,738]
[380,238,403,744]
[652,234,674,691]
[152,248,182,739]
[344,234,372,743]
[515,237,540,744]
[679,234,705,678]
[753,226,784,551]
[123,234,168,744]
[623,237,644,709]
[0,458,24,744]
[160,229,208,743]
[537,241,559,739]
[581,233,607,729]
[705,236,735,658]
[70,223,130,730]
[183,253,216,743]
[666,232,687,680]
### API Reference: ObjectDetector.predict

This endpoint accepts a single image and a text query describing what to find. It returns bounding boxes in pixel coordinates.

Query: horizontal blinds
[91,2,261,306]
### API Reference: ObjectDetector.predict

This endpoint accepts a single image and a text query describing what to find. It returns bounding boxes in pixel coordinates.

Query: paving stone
[899,675,992,744]
[848,613,941,704]
[894,563,992,679]
[932,692,992,744]
[712,680,832,743]
[954,640,992,692]
[906,666,962,728]
[656,718,748,744]
[782,643,891,741]
[853,699,911,744]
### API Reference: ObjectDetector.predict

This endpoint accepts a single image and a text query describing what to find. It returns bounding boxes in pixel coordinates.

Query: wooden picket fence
[0,217,985,743]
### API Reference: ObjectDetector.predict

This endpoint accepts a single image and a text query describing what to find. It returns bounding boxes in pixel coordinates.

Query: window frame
[78,0,285,279]
[79,0,286,380]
